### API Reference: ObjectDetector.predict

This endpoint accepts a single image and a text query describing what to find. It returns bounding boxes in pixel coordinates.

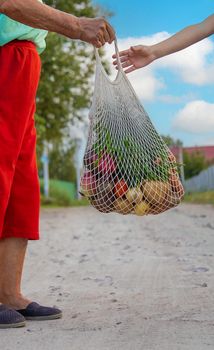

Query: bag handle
[95,38,123,72]
[113,38,122,71]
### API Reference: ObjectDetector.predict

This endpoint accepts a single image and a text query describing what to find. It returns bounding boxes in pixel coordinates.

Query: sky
[92,0,214,147]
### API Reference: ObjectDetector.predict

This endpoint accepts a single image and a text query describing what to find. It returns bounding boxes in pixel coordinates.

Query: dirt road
[1,204,214,350]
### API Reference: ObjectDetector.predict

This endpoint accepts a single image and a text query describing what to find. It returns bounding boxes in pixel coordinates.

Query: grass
[41,197,89,208]
[184,191,214,205]
[67,198,89,207]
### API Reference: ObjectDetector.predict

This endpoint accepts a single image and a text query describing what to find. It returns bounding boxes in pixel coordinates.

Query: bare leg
[0,238,31,309]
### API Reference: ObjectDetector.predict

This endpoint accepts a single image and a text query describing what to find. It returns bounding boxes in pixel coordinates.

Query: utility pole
[178,146,185,184]
[74,137,82,199]
[42,141,49,198]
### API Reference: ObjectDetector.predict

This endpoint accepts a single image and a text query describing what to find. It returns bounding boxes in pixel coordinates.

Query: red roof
[170,145,214,161]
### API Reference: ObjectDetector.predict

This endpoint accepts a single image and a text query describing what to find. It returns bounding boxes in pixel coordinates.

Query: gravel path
[1,204,214,350]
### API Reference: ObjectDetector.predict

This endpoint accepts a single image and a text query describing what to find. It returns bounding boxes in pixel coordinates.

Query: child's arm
[113,14,214,73]
[0,0,115,47]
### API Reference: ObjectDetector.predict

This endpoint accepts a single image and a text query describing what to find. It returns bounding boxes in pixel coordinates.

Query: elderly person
[0,0,115,328]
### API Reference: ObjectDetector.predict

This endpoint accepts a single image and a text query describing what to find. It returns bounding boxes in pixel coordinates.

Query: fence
[184,165,214,192]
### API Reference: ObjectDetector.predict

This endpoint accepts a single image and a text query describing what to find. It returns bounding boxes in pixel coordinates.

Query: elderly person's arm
[113,14,214,73]
[0,0,115,47]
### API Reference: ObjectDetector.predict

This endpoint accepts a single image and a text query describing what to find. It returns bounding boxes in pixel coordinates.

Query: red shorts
[0,40,41,240]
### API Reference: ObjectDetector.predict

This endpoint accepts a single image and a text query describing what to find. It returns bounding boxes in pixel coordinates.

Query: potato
[96,180,114,198]
[126,187,143,204]
[169,174,179,189]
[154,157,162,165]
[90,196,114,213]
[148,192,181,215]
[142,181,171,205]
[134,201,150,216]
[168,153,176,163]
[114,198,133,215]
[169,174,185,197]
[169,167,177,175]
[91,180,115,213]
[166,191,181,206]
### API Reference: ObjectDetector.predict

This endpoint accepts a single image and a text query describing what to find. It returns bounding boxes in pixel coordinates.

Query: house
[170,145,214,163]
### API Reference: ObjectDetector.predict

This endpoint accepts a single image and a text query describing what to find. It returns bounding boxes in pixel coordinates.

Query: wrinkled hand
[78,17,115,47]
[112,45,156,73]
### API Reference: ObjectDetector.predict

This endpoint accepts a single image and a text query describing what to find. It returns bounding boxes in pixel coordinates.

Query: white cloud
[103,32,214,102]
[157,92,197,104]
[204,136,214,145]
[156,37,214,85]
[173,100,214,133]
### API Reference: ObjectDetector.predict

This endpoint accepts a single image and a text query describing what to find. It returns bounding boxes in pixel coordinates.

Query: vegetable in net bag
[80,40,184,216]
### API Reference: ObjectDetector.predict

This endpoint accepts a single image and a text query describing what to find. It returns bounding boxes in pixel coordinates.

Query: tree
[183,150,209,179]
[36,0,102,182]
[48,142,77,182]
[161,135,183,147]
[36,1,112,184]
[36,0,100,147]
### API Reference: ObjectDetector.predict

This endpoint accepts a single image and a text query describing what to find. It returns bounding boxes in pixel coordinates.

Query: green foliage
[184,191,214,205]
[48,142,76,182]
[92,124,177,187]
[44,0,97,16]
[36,33,94,142]
[40,178,78,206]
[35,113,46,169]
[161,135,183,147]
[183,151,209,179]
[41,186,72,206]
[40,178,89,207]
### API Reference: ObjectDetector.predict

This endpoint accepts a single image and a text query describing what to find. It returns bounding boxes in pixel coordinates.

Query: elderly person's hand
[78,17,115,47]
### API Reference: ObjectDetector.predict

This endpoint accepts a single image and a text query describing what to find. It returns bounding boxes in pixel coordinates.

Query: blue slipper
[16,302,62,321]
[0,305,26,329]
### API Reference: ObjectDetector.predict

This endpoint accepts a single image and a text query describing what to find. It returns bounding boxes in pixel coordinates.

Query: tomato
[114,179,128,198]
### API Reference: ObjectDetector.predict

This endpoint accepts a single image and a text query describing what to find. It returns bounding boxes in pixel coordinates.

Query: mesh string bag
[80,41,184,216]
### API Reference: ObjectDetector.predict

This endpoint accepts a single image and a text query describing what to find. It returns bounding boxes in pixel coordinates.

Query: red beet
[84,150,98,169]
[98,153,116,175]
[80,170,97,197]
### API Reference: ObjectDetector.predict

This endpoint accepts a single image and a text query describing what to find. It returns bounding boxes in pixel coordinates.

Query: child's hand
[112,45,156,73]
